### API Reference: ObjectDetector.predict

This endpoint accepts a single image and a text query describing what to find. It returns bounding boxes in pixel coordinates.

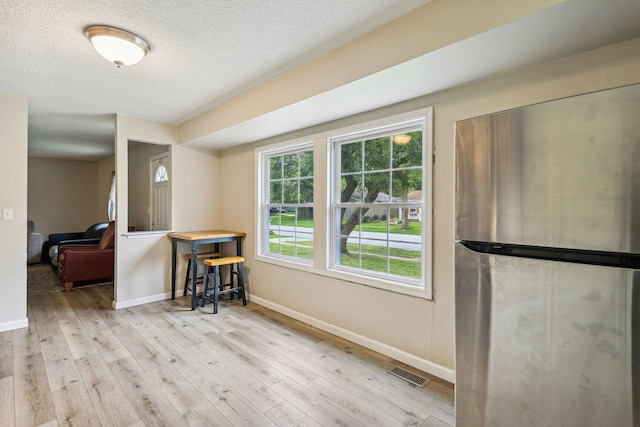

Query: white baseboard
[249,295,455,384]
[112,291,173,309]
[0,317,29,333]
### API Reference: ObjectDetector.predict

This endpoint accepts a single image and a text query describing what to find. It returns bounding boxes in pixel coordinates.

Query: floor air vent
[387,367,428,387]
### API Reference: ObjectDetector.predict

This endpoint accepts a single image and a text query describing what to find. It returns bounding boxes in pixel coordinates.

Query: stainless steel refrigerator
[454,84,639,427]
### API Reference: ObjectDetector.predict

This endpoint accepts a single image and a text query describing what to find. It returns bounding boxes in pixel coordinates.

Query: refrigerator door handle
[460,240,640,270]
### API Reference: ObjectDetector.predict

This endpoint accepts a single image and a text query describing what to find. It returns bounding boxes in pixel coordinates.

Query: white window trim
[255,107,433,300]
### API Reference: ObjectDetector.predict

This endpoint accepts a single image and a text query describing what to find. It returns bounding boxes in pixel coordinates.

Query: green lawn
[339,252,421,279]
[270,213,421,235]
[269,239,313,259]
[268,239,420,279]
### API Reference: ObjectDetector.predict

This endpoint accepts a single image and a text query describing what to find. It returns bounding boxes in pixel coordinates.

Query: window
[154,164,168,182]
[256,109,432,298]
[259,144,314,263]
[330,119,427,288]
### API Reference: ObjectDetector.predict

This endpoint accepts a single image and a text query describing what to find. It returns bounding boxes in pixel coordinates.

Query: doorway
[150,152,170,231]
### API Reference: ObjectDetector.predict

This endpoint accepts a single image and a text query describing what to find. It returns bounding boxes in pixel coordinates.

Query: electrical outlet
[2,208,13,220]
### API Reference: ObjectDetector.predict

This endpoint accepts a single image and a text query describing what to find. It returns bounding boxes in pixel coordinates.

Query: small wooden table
[168,230,246,310]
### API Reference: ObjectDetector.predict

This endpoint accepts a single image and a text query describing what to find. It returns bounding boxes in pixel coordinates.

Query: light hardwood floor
[1,284,454,426]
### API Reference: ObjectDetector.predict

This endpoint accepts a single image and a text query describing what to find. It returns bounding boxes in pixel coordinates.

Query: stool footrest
[185,251,222,260]
[217,287,241,296]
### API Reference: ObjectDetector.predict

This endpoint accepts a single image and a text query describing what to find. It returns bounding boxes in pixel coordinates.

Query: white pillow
[49,245,59,266]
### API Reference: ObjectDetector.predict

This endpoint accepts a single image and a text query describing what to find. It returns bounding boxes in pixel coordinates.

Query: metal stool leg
[227,263,235,300]
[201,265,211,308]
[213,265,221,314]
[237,261,247,306]
[183,260,191,296]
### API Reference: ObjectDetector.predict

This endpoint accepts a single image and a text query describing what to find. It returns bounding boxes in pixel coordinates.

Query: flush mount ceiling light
[393,134,412,145]
[85,25,150,68]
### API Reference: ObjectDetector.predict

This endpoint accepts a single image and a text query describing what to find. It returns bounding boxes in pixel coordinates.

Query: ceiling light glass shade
[85,25,150,67]
[393,134,412,145]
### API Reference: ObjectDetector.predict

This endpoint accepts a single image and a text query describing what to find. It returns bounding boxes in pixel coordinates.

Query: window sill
[255,253,432,300]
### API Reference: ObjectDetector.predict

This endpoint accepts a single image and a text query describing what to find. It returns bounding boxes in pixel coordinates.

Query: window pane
[341,174,363,203]
[283,154,298,178]
[366,206,390,229]
[283,180,298,203]
[297,207,313,224]
[269,209,282,226]
[269,234,283,255]
[300,178,313,203]
[392,131,422,168]
[294,232,314,260]
[154,165,168,182]
[336,208,422,280]
[388,242,422,279]
[391,168,422,199]
[299,151,313,177]
[270,157,282,180]
[293,212,314,259]
[267,207,314,259]
[270,181,282,203]
[364,137,389,171]
[339,207,363,235]
[363,171,390,202]
[341,142,361,173]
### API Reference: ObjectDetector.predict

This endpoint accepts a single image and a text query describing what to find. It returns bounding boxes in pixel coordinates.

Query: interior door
[150,152,170,231]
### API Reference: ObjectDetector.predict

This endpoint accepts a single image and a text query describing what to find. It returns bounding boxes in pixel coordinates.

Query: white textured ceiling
[0,0,428,160]
[1,0,639,160]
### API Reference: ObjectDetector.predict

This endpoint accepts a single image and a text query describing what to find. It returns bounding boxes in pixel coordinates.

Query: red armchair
[57,221,115,291]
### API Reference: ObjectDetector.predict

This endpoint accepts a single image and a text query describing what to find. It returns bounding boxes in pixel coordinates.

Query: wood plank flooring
[1,284,454,426]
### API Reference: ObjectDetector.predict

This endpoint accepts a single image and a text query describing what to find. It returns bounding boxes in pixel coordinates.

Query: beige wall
[27,157,101,239]
[113,115,219,307]
[0,93,28,331]
[217,38,640,381]
[180,0,565,143]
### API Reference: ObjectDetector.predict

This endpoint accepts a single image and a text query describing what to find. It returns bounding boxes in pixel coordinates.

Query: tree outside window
[332,125,425,284]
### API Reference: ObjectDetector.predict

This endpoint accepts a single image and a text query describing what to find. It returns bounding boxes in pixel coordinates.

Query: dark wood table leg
[190,241,199,310]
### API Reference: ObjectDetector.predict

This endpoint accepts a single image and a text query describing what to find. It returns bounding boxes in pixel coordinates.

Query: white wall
[217,38,640,382]
[0,93,28,332]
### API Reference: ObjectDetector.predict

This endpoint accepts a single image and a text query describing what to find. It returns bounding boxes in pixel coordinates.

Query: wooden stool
[183,251,221,297]
[202,256,247,314]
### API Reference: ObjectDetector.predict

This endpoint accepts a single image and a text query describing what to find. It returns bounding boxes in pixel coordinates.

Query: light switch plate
[2,208,13,220]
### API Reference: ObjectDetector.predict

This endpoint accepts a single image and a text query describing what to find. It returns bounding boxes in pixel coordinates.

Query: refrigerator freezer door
[455,84,640,254]
[455,243,638,427]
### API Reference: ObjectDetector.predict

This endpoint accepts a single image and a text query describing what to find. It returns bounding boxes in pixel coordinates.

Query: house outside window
[256,108,432,298]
